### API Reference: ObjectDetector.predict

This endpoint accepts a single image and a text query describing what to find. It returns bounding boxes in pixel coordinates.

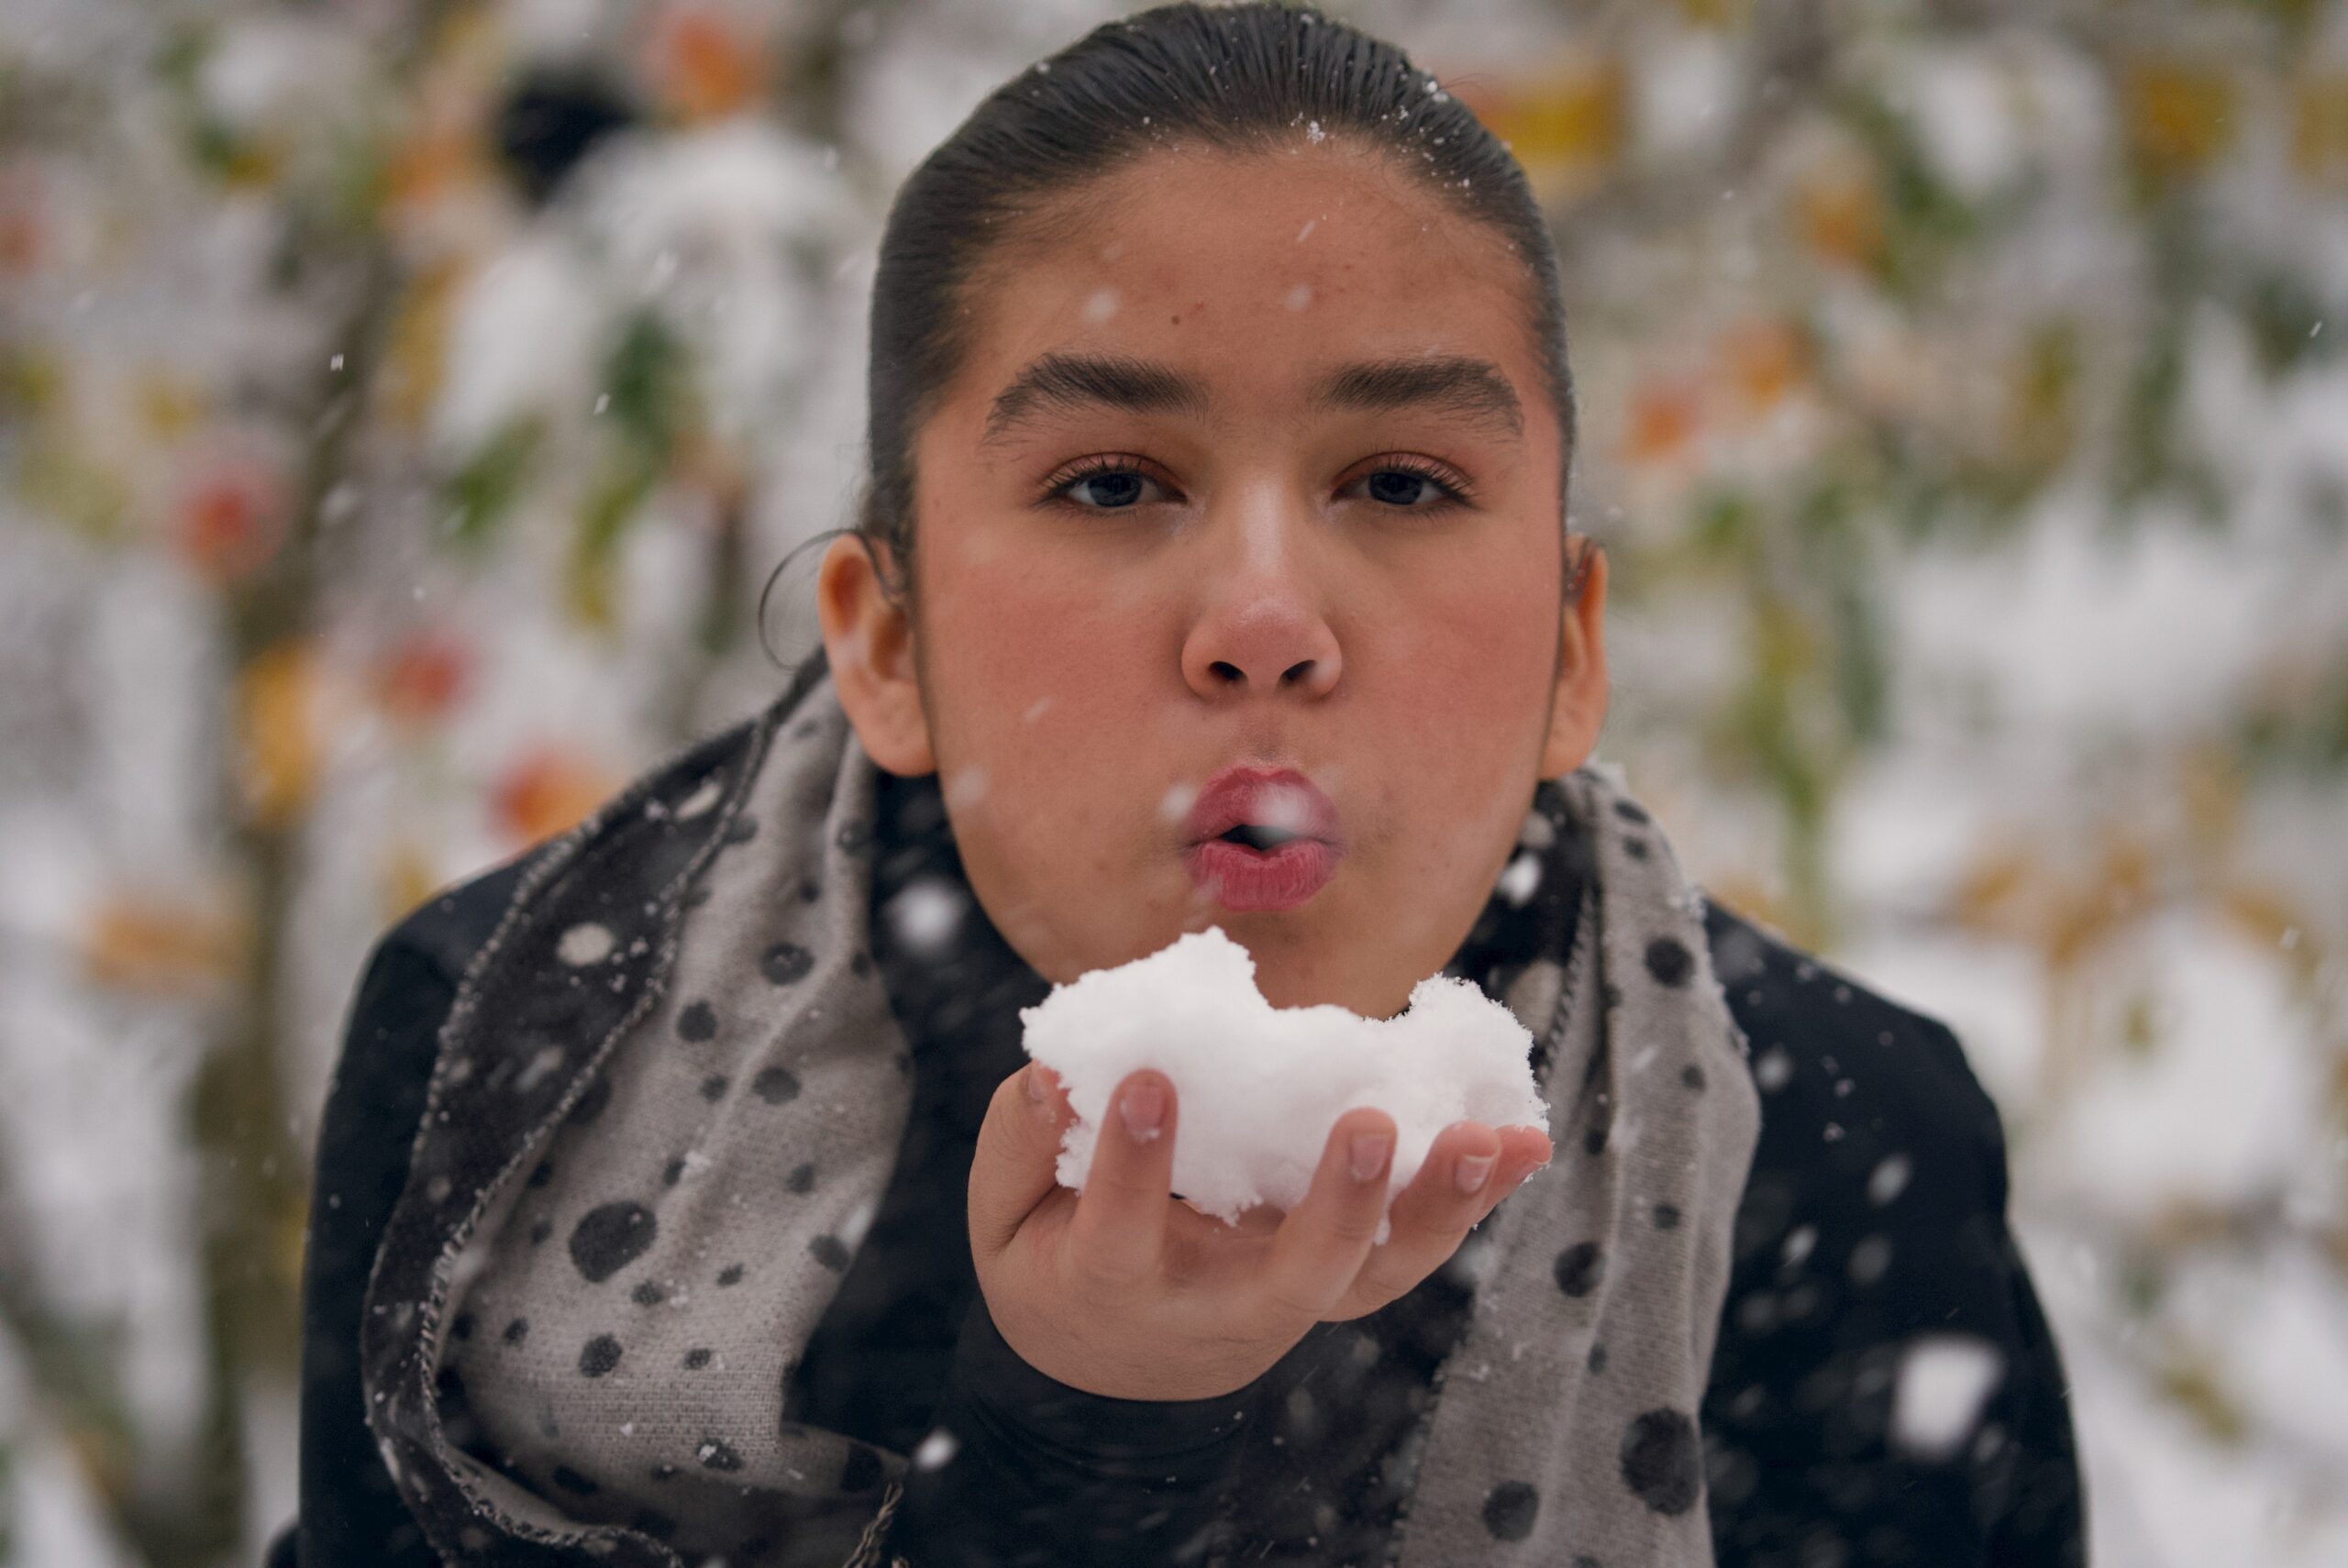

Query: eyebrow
[980,349,1525,447]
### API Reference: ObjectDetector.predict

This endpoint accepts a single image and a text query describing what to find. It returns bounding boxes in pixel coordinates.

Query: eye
[1044,457,1174,511]
[1349,457,1472,511]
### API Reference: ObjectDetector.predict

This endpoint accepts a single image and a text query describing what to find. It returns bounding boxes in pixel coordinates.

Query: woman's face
[821,139,1607,1018]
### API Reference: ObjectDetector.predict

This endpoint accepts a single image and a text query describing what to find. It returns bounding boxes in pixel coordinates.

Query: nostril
[1280,659,1313,687]
[1210,660,1244,684]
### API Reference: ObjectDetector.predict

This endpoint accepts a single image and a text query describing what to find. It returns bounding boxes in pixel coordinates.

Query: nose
[1178,502,1344,702]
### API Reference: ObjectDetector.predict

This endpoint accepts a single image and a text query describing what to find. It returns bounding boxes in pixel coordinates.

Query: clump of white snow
[1020,928,1547,1242]
[1889,1333,2006,1462]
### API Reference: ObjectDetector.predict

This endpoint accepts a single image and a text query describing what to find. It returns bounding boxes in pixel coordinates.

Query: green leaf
[603,311,689,462]
[440,418,542,552]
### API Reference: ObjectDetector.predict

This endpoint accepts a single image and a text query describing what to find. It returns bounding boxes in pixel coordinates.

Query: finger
[967,1062,1079,1259]
[1065,1069,1177,1286]
[1258,1106,1396,1323]
[1339,1121,1502,1309]
[1469,1126,1555,1225]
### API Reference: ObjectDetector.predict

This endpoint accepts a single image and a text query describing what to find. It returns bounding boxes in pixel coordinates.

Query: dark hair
[765,0,1581,649]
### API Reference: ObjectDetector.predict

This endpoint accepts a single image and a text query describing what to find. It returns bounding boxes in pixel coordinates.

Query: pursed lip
[1180,765,1346,848]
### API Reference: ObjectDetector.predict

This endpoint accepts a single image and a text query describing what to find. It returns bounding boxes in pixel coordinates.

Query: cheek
[1370,548,1560,753]
[919,548,1170,870]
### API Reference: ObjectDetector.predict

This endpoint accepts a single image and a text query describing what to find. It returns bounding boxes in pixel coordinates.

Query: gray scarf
[361,658,1758,1566]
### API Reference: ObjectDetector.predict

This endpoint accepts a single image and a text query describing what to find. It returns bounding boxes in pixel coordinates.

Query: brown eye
[1044,458,1173,511]
[1064,469,1153,508]
[1352,459,1469,511]
[1365,469,1443,506]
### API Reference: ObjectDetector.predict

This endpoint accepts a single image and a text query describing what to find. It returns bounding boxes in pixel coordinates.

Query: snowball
[1020,928,1547,1242]
[558,922,615,966]
[1889,1333,2004,1462]
[887,876,966,958]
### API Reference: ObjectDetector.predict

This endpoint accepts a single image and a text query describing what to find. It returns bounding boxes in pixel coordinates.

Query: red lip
[1179,766,1346,912]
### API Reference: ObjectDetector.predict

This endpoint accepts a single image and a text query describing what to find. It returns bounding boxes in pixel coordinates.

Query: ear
[1538,537,1609,778]
[815,534,936,777]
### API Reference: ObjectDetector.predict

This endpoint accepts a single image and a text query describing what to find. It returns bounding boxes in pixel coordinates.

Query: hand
[965,1062,1553,1402]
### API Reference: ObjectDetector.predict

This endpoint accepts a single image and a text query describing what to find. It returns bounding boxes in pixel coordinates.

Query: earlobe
[814,534,937,777]
[1538,539,1610,779]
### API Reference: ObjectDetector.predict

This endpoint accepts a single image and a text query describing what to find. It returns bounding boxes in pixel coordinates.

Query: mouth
[1179,766,1346,911]
[1213,823,1305,852]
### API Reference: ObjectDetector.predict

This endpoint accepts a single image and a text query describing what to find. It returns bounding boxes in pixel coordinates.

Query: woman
[279,6,2085,1567]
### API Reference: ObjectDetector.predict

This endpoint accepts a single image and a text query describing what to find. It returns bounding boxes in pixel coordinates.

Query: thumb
[968,1061,1077,1259]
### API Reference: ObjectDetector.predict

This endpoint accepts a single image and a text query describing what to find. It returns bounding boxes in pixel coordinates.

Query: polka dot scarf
[358,659,1758,1567]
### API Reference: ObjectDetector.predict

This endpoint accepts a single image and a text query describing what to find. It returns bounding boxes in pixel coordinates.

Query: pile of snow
[1020,927,1547,1242]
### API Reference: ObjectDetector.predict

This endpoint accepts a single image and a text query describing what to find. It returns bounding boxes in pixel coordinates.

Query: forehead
[943,141,1543,429]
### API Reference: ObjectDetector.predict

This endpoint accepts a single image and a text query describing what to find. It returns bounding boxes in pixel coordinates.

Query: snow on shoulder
[1020,927,1547,1240]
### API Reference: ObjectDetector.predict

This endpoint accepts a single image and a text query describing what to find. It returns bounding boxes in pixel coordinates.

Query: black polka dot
[1583,1124,1609,1156]
[631,1280,667,1307]
[450,1312,475,1342]
[1553,1242,1603,1297]
[677,1001,717,1043]
[752,1066,801,1104]
[760,944,814,986]
[661,1156,685,1187]
[564,1075,613,1127]
[578,1334,623,1377]
[503,1317,529,1345]
[809,1234,850,1271]
[1681,1063,1707,1091]
[526,1160,555,1188]
[1620,1408,1701,1514]
[527,1219,553,1246]
[697,1439,743,1473]
[1622,836,1650,860]
[1480,1479,1539,1540]
[551,1464,600,1496]
[1611,800,1650,824]
[1601,981,1623,1011]
[850,951,872,977]
[681,883,713,911]
[681,1348,713,1369]
[649,1463,678,1483]
[570,1201,657,1283]
[843,1442,882,1493]
[632,1510,679,1543]
[1654,1203,1682,1231]
[1644,935,1694,988]
[722,814,759,845]
[792,718,820,739]
[716,1264,744,1286]
[1587,1342,1609,1374]
[700,1073,729,1101]
[1573,1557,1603,1568]
[786,1163,816,1194]
[800,880,821,902]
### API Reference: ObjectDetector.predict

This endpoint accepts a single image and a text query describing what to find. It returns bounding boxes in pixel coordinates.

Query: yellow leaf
[2290,68,2348,190]
[136,370,209,440]
[78,893,245,996]
[380,260,464,432]
[237,640,324,830]
[1793,152,1885,271]
[2123,60,2236,184]
[379,839,445,926]
[1460,50,1626,209]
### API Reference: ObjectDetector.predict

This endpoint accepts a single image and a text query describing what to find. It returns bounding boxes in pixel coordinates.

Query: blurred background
[1,0,2343,1563]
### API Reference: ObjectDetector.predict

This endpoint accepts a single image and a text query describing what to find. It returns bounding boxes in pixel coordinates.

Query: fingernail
[1454,1154,1494,1195]
[1120,1081,1166,1141]
[1027,1066,1048,1105]
[1350,1132,1393,1183]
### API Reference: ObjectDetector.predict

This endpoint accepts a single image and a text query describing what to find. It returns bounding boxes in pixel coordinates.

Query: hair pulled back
[770,0,1578,637]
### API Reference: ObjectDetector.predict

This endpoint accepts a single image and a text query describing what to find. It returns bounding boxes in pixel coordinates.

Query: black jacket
[271,790,2084,1568]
